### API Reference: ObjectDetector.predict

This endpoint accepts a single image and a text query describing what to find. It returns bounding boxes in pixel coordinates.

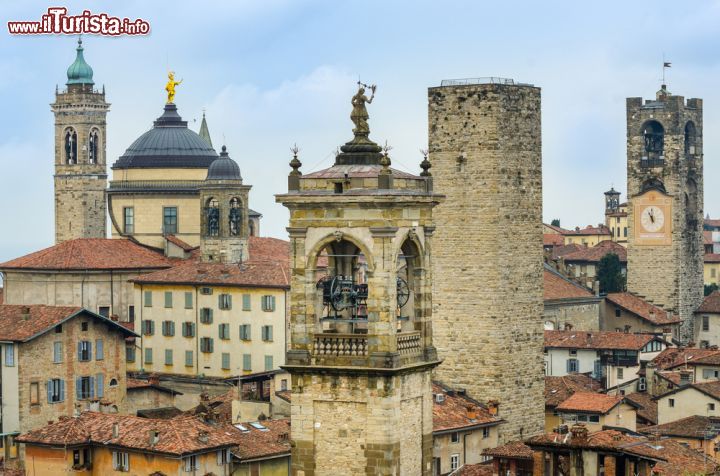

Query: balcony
[313,333,368,357]
[396,331,422,356]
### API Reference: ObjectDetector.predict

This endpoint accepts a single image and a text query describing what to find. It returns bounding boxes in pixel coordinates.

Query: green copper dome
[66,38,94,86]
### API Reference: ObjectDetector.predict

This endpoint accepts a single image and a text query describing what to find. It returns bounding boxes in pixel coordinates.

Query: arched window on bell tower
[229,197,242,236]
[686,178,699,228]
[685,121,697,157]
[64,128,77,164]
[641,120,664,164]
[88,129,99,164]
[205,198,219,237]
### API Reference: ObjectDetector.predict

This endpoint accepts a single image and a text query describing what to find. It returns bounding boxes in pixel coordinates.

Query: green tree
[598,253,625,293]
[551,219,561,227]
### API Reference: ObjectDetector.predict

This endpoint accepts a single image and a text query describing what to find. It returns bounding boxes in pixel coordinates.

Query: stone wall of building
[544,300,601,331]
[626,93,704,342]
[428,81,545,441]
[52,88,109,243]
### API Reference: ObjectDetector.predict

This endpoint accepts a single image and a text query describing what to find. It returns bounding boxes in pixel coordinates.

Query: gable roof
[0,239,173,271]
[481,440,532,460]
[16,412,237,456]
[164,235,197,252]
[126,378,182,396]
[563,225,612,237]
[0,305,137,342]
[544,234,565,247]
[651,347,720,370]
[642,415,720,439]
[550,243,584,260]
[605,292,680,326]
[545,375,602,409]
[697,291,720,314]
[432,383,501,434]
[544,267,594,301]
[555,392,625,414]
[624,392,658,425]
[655,380,720,402]
[562,240,627,264]
[544,330,659,351]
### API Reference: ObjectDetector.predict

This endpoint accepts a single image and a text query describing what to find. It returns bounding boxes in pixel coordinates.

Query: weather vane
[662,56,671,85]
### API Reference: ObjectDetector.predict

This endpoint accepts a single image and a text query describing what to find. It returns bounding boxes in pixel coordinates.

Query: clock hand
[649,209,655,223]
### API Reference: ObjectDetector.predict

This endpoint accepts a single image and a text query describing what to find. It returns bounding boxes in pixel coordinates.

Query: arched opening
[685,121,697,156]
[686,178,698,228]
[64,128,77,164]
[641,120,664,162]
[396,236,422,333]
[229,197,242,236]
[249,220,255,237]
[205,198,219,237]
[88,129,99,164]
[109,378,118,387]
[641,178,666,194]
[315,238,369,334]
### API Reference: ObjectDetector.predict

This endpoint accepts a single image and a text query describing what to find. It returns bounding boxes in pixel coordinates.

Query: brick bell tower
[626,85,704,343]
[52,39,109,243]
[277,84,443,475]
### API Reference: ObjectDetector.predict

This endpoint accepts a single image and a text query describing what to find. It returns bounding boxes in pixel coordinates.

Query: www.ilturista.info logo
[8,7,150,36]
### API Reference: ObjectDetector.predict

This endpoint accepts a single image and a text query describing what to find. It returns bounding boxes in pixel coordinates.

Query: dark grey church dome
[206,146,242,180]
[112,104,218,169]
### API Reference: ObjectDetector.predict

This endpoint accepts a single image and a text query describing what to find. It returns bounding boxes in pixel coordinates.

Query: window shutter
[185,457,191,472]
[96,339,104,360]
[185,292,193,309]
[76,377,82,399]
[227,295,232,309]
[47,380,53,403]
[222,353,230,370]
[171,321,176,336]
[191,323,196,337]
[268,326,273,341]
[77,341,82,360]
[54,342,62,363]
[185,350,193,367]
[243,294,251,311]
[566,359,571,373]
[96,374,104,398]
[89,377,95,399]
[217,450,222,465]
[271,295,276,311]
[60,379,65,402]
[209,338,214,353]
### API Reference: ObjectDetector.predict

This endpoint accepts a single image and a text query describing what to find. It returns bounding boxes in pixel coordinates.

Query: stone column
[532,451,545,476]
[604,455,616,476]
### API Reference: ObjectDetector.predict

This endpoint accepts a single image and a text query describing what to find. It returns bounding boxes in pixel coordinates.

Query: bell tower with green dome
[52,38,109,243]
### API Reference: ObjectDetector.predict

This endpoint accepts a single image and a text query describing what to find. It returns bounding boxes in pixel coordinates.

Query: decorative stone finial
[289,144,302,176]
[165,71,183,104]
[380,142,392,170]
[420,149,431,177]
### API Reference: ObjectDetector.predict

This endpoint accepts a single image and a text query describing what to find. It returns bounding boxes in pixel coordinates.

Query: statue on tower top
[351,81,376,136]
[165,71,183,104]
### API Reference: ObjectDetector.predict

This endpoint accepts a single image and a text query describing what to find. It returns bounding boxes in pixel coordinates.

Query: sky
[1,0,720,262]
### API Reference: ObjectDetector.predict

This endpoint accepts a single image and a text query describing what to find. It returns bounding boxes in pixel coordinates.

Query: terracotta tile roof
[454,463,494,475]
[0,238,173,271]
[231,419,291,461]
[705,253,720,263]
[189,390,237,424]
[136,407,184,419]
[689,381,720,400]
[624,392,658,425]
[655,370,684,386]
[651,347,720,370]
[131,257,289,288]
[544,330,658,351]
[165,234,197,252]
[0,305,137,342]
[550,243,584,260]
[432,383,501,433]
[706,219,720,229]
[481,440,533,460]
[545,375,602,409]
[544,234,565,247]
[527,429,717,474]
[605,292,680,326]
[564,225,612,236]
[247,236,289,262]
[555,392,624,414]
[562,240,627,264]
[275,390,291,403]
[544,223,570,234]
[698,291,720,314]
[642,415,720,439]
[17,412,238,456]
[705,231,714,245]
[544,268,594,301]
[302,164,418,180]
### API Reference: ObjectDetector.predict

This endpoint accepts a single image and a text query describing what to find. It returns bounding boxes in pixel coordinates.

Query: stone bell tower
[52,38,109,243]
[277,85,443,475]
[626,85,704,342]
[199,145,251,263]
[428,78,545,442]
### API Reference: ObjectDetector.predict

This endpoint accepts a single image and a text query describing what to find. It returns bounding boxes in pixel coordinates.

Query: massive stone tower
[52,39,109,243]
[277,85,443,475]
[626,85,704,342]
[199,145,251,263]
[428,79,544,442]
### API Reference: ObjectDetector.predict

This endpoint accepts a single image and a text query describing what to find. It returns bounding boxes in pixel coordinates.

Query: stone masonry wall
[626,94,704,342]
[428,82,545,442]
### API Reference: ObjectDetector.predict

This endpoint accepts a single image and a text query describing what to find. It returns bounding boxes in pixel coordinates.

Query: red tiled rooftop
[231,419,291,461]
[481,440,532,460]
[555,392,623,414]
[697,291,720,314]
[544,330,658,351]
[562,240,627,263]
[550,243,584,260]
[544,223,571,235]
[706,219,720,229]
[17,412,237,456]
[0,305,136,342]
[432,383,501,433]
[544,269,594,301]
[544,234,565,247]
[563,225,612,236]
[624,392,658,425]
[605,292,680,326]
[545,375,602,409]
[0,238,173,271]
[454,463,494,475]
[705,253,720,263]
[165,234,197,252]
[704,231,713,246]
[651,347,720,370]
[642,415,720,439]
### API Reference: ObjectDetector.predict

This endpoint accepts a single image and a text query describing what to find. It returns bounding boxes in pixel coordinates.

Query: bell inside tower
[641,120,664,163]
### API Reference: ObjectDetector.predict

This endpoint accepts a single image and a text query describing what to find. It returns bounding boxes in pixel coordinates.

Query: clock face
[640,205,665,233]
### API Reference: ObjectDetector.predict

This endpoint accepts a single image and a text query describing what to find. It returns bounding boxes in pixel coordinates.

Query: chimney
[486,400,500,416]
[200,391,210,402]
[198,431,209,443]
[110,314,119,322]
[112,422,120,438]
[624,325,631,334]
[148,374,160,386]
[645,363,656,396]
[570,424,589,444]
[278,432,289,442]
[21,306,30,320]
[466,405,478,421]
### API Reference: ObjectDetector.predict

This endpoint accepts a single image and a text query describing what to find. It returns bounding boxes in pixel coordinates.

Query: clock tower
[626,85,703,342]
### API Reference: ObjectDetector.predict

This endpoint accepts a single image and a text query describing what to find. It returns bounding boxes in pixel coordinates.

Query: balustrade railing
[313,333,368,356]
[397,331,422,355]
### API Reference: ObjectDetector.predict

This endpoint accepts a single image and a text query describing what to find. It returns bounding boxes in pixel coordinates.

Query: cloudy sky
[1,0,719,262]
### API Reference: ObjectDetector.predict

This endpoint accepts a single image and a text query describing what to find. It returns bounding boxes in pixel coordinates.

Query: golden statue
[165,71,183,104]
[351,82,376,136]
